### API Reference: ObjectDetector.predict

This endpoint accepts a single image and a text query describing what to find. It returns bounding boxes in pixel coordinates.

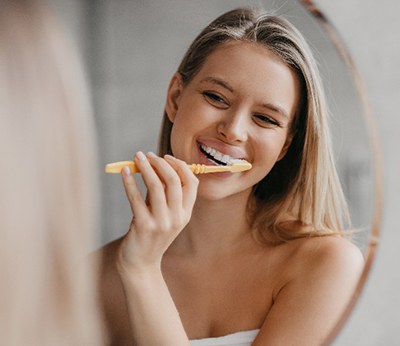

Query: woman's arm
[116,151,198,345]
[253,236,364,346]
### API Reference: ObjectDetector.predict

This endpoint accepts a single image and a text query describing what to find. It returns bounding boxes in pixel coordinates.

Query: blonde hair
[158,8,350,244]
[0,0,104,344]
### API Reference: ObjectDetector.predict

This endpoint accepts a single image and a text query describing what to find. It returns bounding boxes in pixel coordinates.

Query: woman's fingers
[164,155,199,211]
[133,151,167,216]
[121,166,146,213]
[147,153,199,213]
[145,152,183,210]
[122,152,198,234]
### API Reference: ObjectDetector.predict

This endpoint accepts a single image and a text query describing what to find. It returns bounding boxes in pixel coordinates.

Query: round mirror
[57,0,382,343]
[85,0,379,252]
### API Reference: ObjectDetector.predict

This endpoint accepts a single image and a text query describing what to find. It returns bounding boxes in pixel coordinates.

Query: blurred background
[51,0,399,344]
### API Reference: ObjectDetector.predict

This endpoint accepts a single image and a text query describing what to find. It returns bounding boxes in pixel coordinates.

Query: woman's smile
[197,140,248,166]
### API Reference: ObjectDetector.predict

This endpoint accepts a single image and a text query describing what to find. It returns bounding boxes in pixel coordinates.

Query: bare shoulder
[295,235,364,277]
[274,235,365,303]
[93,237,132,345]
[254,236,365,345]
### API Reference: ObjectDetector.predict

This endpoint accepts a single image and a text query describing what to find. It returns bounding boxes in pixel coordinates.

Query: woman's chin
[196,182,251,202]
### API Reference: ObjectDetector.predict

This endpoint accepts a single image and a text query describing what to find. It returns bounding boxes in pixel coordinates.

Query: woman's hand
[117,151,198,276]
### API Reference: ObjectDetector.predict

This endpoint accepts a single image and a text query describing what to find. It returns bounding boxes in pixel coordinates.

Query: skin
[97,42,364,345]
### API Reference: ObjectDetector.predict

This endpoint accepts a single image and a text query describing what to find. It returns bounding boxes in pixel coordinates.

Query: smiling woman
[95,7,364,346]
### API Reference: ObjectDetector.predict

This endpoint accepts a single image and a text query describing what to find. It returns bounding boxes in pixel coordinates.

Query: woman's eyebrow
[199,76,234,92]
[260,103,290,120]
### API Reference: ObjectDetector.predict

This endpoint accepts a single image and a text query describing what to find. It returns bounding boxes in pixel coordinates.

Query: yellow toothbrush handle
[105,161,216,174]
[105,160,251,174]
[105,161,139,173]
[187,164,230,174]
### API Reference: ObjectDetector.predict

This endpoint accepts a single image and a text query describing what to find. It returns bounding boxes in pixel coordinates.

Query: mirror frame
[298,1,383,343]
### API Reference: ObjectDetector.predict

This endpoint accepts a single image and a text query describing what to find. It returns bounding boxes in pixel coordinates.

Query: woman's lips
[196,139,247,164]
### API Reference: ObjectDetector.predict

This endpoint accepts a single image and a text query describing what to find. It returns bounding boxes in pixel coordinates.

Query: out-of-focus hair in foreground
[0,0,105,344]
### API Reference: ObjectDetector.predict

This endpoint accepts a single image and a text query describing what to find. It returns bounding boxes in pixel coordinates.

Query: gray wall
[53,0,400,344]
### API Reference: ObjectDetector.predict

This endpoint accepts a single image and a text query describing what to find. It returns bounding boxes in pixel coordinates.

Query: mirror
[83,0,377,251]
[54,0,381,343]
[88,1,380,339]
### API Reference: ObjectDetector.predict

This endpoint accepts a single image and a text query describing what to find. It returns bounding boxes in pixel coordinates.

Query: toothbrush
[104,160,252,174]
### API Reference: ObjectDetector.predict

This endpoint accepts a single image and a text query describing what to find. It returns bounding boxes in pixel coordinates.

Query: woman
[99,7,363,345]
[0,0,105,344]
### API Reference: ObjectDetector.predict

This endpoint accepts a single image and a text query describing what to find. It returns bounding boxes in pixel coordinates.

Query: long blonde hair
[158,7,350,244]
[0,0,104,344]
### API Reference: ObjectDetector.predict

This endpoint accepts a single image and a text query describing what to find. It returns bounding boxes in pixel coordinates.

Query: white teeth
[214,151,223,162]
[200,144,243,165]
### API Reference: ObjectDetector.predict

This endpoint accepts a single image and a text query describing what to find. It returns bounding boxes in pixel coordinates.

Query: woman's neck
[168,191,253,258]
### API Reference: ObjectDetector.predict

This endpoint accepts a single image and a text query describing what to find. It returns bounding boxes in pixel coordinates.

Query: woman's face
[165,41,300,201]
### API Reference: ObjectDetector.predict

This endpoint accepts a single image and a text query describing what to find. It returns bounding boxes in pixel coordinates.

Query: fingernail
[123,166,131,176]
[146,151,157,158]
[164,154,175,160]
[136,151,146,161]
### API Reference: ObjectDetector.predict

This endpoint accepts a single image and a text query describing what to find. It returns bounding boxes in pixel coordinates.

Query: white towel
[189,329,259,346]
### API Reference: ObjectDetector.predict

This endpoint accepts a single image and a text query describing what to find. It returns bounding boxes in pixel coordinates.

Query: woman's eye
[203,92,228,108]
[253,114,280,127]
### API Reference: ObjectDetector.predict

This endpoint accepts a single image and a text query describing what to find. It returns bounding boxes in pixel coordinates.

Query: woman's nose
[217,111,248,143]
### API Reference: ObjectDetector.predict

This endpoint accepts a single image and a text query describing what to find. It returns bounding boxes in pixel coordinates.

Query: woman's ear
[165,73,184,123]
